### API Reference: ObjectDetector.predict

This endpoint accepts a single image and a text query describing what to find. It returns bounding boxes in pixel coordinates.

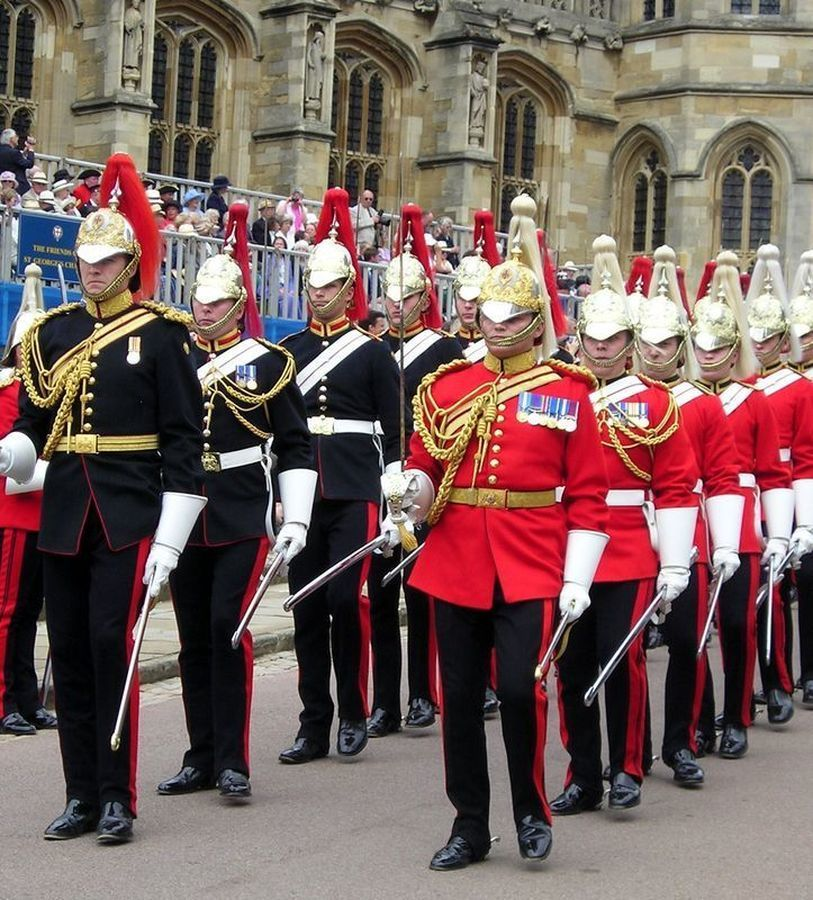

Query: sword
[764,555,776,667]
[535,613,570,683]
[39,649,53,707]
[231,550,286,650]
[283,535,389,612]
[755,548,794,610]
[110,595,151,751]
[57,263,68,304]
[696,567,724,659]
[381,543,423,587]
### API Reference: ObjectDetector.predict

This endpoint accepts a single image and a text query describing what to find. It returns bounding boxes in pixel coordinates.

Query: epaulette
[420,357,472,390]
[351,323,379,341]
[434,328,457,339]
[547,358,597,389]
[637,373,672,393]
[139,300,194,327]
[690,379,713,396]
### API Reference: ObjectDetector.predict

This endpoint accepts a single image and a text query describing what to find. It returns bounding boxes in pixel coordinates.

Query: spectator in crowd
[1,172,19,200]
[349,188,379,248]
[251,199,276,246]
[163,199,181,227]
[158,184,177,204]
[37,190,58,213]
[197,207,222,237]
[52,178,74,205]
[556,259,579,292]
[436,216,460,268]
[51,168,71,185]
[183,187,205,215]
[20,171,49,206]
[359,309,387,337]
[277,212,295,248]
[0,129,36,195]
[275,187,308,232]
[60,195,81,217]
[79,184,100,217]
[304,219,317,244]
[72,168,101,207]
[206,174,230,225]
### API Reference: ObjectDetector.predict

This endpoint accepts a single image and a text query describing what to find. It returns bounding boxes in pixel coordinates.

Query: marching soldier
[744,245,813,724]
[788,252,813,709]
[157,204,315,800]
[551,235,698,816]
[635,245,743,787]
[0,153,205,843]
[381,193,609,869]
[691,251,793,759]
[0,264,57,736]
[278,188,401,763]
[365,205,463,735]
[452,210,500,362]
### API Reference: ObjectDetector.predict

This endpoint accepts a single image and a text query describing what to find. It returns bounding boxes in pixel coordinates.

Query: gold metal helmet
[191,254,246,305]
[578,270,635,341]
[747,280,787,342]
[305,234,355,290]
[381,247,428,304]
[2,264,45,366]
[478,244,543,324]
[453,252,491,302]
[691,291,740,351]
[789,250,813,339]
[638,245,688,345]
[75,208,141,266]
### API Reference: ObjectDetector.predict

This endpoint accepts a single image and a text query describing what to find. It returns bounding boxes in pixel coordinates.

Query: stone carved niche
[304,26,327,120]
[122,0,145,91]
[468,54,489,148]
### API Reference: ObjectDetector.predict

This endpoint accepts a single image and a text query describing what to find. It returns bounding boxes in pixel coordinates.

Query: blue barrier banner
[16,211,81,283]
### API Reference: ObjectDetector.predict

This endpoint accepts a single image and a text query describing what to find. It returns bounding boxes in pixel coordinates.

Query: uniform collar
[84,289,134,320]
[789,360,813,373]
[760,360,784,376]
[457,326,481,341]
[661,374,683,388]
[309,315,350,337]
[388,321,424,340]
[193,328,242,352]
[483,349,536,375]
[697,377,732,394]
[595,373,632,389]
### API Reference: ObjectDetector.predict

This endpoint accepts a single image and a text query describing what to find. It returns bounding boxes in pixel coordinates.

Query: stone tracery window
[494,90,541,232]
[718,142,775,256]
[148,21,220,181]
[0,1,36,142]
[627,144,668,253]
[643,0,674,19]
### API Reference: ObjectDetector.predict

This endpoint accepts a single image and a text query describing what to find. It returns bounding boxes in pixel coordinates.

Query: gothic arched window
[718,142,776,255]
[0,1,37,142]
[149,22,221,180]
[494,91,541,232]
[628,145,668,253]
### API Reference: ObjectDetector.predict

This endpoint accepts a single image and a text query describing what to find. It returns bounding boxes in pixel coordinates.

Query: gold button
[494,429,503,437]
[91,349,99,358]
[489,459,499,468]
[203,443,210,451]
[496,415,504,423]
[498,404,506,412]
[91,362,97,370]
[203,429,211,437]
[488,474,497,485]
[82,423,92,433]
[492,444,501,453]
[88,377,96,385]
[204,401,212,410]
[94,322,103,330]
[85,407,93,416]
[85,393,94,401]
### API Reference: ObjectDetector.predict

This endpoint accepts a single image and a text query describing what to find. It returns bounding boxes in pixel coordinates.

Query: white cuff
[793,478,813,528]
[279,468,317,528]
[5,459,47,495]
[153,492,207,554]
[762,487,795,542]
[705,493,744,553]
[655,506,698,570]
[562,530,609,590]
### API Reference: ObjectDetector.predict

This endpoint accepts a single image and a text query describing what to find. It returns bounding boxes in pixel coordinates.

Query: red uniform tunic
[753,366,813,482]
[670,381,741,565]
[407,356,609,607]
[589,374,698,583]
[0,376,42,531]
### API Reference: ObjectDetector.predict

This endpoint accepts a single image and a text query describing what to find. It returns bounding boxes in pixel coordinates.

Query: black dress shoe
[337,719,368,756]
[43,799,99,841]
[517,816,552,861]
[429,836,487,871]
[753,689,767,706]
[694,729,716,758]
[96,801,133,844]
[714,712,725,730]
[278,737,329,765]
[802,680,813,709]
[367,708,401,738]
[767,688,794,726]
[719,724,748,759]
[666,748,704,787]
[0,712,36,736]
[157,766,215,795]
[217,769,251,800]
[404,697,436,728]
[26,707,58,730]
[608,773,641,811]
[483,687,500,718]
[550,783,603,816]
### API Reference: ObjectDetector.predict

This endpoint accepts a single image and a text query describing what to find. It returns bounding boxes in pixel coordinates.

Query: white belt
[739,473,756,488]
[308,416,378,436]
[204,445,264,472]
[779,447,792,463]
[606,489,647,506]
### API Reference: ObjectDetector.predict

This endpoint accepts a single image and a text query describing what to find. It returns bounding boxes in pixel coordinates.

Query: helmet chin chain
[578,335,633,369]
[80,253,139,305]
[479,312,542,349]
[193,296,246,339]
[307,275,354,320]
[388,290,428,330]
[634,337,684,374]
[696,341,737,374]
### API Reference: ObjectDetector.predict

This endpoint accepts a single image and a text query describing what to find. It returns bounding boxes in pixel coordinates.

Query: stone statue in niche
[122,0,144,92]
[468,56,488,147]
[304,29,326,119]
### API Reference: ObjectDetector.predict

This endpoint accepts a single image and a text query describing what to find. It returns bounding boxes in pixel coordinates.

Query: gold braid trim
[598,380,680,482]
[412,358,500,526]
[547,357,598,389]
[140,300,195,328]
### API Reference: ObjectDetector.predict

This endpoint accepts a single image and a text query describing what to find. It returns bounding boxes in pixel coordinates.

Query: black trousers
[170,538,269,777]
[367,523,436,715]
[434,588,552,858]
[288,499,376,743]
[717,553,759,727]
[757,576,794,694]
[556,579,652,792]
[0,528,43,718]
[796,552,813,682]
[44,508,150,813]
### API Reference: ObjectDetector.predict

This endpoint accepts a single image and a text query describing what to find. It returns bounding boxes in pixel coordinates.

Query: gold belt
[448,487,558,509]
[54,434,160,454]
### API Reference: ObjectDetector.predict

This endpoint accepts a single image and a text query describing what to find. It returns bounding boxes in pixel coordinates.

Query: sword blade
[535,613,570,683]
[765,555,776,667]
[755,548,794,609]
[696,568,724,659]
[231,550,287,649]
[381,544,423,587]
[283,535,389,612]
[110,595,151,751]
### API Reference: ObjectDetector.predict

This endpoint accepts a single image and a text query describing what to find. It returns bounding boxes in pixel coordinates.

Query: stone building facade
[2,0,813,277]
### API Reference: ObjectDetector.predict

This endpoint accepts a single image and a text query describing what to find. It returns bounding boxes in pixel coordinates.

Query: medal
[126,336,141,365]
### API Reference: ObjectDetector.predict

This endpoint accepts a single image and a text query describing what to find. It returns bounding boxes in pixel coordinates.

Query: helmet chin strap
[754,330,785,367]
[306,274,355,320]
[192,295,246,339]
[80,253,139,305]
[578,334,633,368]
[481,312,542,349]
[634,336,684,373]
[389,290,428,330]
[695,340,738,373]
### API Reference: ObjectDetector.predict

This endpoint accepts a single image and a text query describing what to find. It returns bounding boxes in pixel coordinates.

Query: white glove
[142,492,207,599]
[761,537,788,569]
[559,583,590,623]
[0,446,10,474]
[143,544,179,602]
[789,526,813,567]
[274,522,308,562]
[380,514,413,552]
[656,565,690,614]
[711,547,740,583]
[0,433,37,483]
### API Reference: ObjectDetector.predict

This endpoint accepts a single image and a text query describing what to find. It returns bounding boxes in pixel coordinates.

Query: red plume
[314,187,367,321]
[536,229,568,338]
[473,210,500,267]
[695,260,716,302]
[99,153,160,301]
[625,256,653,296]
[396,204,441,329]
[675,266,691,315]
[739,272,751,296]
[225,202,262,338]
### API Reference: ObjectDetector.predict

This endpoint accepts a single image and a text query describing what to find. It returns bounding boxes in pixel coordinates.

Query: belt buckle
[73,433,98,454]
[477,488,507,508]
[310,416,335,436]
[202,451,221,473]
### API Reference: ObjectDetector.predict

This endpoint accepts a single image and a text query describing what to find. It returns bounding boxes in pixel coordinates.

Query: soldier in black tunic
[156,204,315,801]
[278,188,401,764]
[0,154,205,844]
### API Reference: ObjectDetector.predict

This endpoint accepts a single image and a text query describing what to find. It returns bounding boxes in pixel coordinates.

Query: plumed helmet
[788,250,813,339]
[453,252,491,302]
[579,235,634,341]
[2,264,45,365]
[479,248,542,323]
[192,254,246,305]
